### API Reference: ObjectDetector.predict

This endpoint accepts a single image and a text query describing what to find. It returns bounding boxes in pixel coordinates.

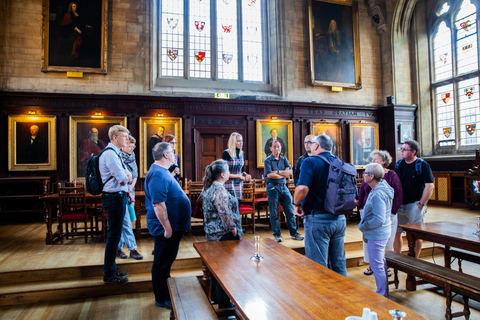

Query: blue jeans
[117,203,137,251]
[101,192,127,277]
[266,184,298,237]
[304,213,347,277]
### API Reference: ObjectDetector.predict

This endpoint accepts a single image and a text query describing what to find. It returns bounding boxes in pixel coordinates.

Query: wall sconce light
[271,116,277,120]
[92,112,104,118]
[157,113,164,117]
[28,110,36,115]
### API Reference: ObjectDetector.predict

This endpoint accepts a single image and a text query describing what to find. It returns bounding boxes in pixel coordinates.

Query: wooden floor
[0,205,479,319]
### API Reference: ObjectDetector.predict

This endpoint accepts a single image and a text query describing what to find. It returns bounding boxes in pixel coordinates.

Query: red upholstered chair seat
[61,212,89,220]
[254,197,268,203]
[239,204,254,213]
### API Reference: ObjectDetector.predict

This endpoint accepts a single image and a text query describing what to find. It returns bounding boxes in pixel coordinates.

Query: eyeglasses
[363,172,372,176]
[169,142,177,145]
[304,141,316,145]
[400,148,411,151]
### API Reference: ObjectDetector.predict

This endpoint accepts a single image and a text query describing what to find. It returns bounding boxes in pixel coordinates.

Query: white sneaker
[274,235,283,242]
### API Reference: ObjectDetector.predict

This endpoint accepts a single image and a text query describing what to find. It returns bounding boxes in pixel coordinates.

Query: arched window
[154,0,270,92]
[430,0,479,150]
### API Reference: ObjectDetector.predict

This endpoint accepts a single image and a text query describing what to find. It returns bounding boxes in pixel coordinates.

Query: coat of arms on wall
[443,127,452,138]
[465,87,474,99]
[442,93,450,104]
[466,124,476,136]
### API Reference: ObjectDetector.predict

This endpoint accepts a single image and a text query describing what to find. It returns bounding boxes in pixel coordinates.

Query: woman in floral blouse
[203,159,243,242]
[202,159,243,308]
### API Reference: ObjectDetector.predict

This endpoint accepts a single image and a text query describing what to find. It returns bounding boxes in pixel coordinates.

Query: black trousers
[152,230,183,303]
[211,232,240,308]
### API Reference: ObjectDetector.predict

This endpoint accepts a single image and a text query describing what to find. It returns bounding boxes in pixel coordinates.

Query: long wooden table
[40,191,145,245]
[194,238,425,320]
[402,221,480,290]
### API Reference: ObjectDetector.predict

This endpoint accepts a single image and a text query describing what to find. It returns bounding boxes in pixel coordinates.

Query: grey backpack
[316,155,358,216]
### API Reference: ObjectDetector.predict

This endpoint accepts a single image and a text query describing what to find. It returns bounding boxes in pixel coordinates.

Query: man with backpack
[99,125,133,284]
[294,134,355,277]
[393,140,434,258]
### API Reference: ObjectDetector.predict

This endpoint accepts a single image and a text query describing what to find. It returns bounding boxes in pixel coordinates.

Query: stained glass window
[430,0,479,149]
[159,0,265,84]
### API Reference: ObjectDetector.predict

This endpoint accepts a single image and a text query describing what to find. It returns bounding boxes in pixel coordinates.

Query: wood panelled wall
[1,92,419,186]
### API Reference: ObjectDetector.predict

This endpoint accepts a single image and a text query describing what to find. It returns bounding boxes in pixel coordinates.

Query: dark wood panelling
[2,91,471,185]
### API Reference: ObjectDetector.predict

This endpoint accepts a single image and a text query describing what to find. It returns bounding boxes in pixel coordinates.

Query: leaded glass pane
[458,77,480,145]
[189,0,211,78]
[242,0,263,82]
[455,0,478,75]
[161,0,184,77]
[217,0,238,80]
[436,84,456,146]
[433,22,453,82]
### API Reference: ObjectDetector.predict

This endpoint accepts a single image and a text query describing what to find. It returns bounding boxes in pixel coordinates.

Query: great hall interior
[1,0,480,319]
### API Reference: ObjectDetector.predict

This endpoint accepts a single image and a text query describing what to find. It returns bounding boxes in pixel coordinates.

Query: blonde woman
[222,132,251,200]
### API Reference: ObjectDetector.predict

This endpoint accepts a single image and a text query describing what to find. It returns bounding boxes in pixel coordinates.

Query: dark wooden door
[195,132,230,181]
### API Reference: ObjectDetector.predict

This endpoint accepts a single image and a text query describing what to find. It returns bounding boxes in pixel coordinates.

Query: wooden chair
[188,181,205,232]
[240,182,255,233]
[253,178,269,220]
[57,182,92,244]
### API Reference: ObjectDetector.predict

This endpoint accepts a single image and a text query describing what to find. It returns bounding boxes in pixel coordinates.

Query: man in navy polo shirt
[294,134,347,276]
[264,140,304,243]
[145,142,191,309]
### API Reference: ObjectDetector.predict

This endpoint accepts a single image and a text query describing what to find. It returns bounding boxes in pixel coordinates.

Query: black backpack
[85,147,116,195]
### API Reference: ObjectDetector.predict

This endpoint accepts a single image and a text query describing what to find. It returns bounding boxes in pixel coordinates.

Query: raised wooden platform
[0,205,479,319]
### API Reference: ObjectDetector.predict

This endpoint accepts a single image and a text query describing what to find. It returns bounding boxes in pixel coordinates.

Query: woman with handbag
[202,159,243,308]
[358,163,394,298]
[117,135,143,260]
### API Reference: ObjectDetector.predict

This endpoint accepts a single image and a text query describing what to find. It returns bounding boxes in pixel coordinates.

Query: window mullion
[184,0,190,79]
[237,0,244,83]
[211,0,217,81]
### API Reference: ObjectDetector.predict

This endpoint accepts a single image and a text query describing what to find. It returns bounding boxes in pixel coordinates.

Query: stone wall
[0,0,384,106]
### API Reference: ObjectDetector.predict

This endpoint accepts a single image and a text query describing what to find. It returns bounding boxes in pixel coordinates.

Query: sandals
[364,267,373,275]
[364,266,392,277]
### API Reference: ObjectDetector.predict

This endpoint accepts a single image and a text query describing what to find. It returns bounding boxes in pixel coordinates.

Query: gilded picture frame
[8,115,57,171]
[139,117,183,178]
[349,123,379,168]
[42,0,108,73]
[308,0,361,88]
[256,120,293,168]
[310,121,342,159]
[69,116,127,180]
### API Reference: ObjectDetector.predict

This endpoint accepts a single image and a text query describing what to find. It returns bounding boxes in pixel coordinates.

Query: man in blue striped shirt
[100,125,133,284]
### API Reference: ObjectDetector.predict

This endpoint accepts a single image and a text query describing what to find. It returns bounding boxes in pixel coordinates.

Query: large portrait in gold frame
[256,120,293,168]
[308,0,361,88]
[42,0,108,73]
[8,115,57,171]
[310,121,342,159]
[69,116,126,180]
[349,123,379,168]
[139,117,183,178]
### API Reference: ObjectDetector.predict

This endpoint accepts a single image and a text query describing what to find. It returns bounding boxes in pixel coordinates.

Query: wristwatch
[293,203,301,206]
[418,202,426,207]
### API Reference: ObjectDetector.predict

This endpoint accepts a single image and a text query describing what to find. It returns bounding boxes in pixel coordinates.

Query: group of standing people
[99,122,433,308]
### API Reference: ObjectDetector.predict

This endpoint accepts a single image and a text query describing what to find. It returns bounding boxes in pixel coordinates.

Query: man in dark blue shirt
[293,134,315,185]
[264,140,304,243]
[145,142,191,309]
[294,134,347,276]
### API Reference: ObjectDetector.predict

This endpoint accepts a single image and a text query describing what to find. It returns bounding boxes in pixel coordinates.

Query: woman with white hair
[359,150,403,276]
[358,163,394,298]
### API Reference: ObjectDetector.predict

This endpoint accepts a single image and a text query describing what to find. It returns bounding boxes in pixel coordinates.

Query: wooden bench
[450,249,480,272]
[167,276,218,320]
[386,251,480,320]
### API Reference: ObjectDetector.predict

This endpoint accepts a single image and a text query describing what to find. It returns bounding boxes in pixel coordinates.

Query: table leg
[405,232,417,291]
[44,200,53,245]
[134,200,141,239]
[444,245,451,269]
[201,260,212,301]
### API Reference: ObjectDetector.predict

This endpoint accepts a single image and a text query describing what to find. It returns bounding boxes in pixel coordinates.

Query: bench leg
[462,296,470,320]
[394,268,399,289]
[445,284,452,320]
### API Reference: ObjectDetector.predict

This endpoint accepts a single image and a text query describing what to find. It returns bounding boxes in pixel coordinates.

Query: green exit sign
[215,93,229,99]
